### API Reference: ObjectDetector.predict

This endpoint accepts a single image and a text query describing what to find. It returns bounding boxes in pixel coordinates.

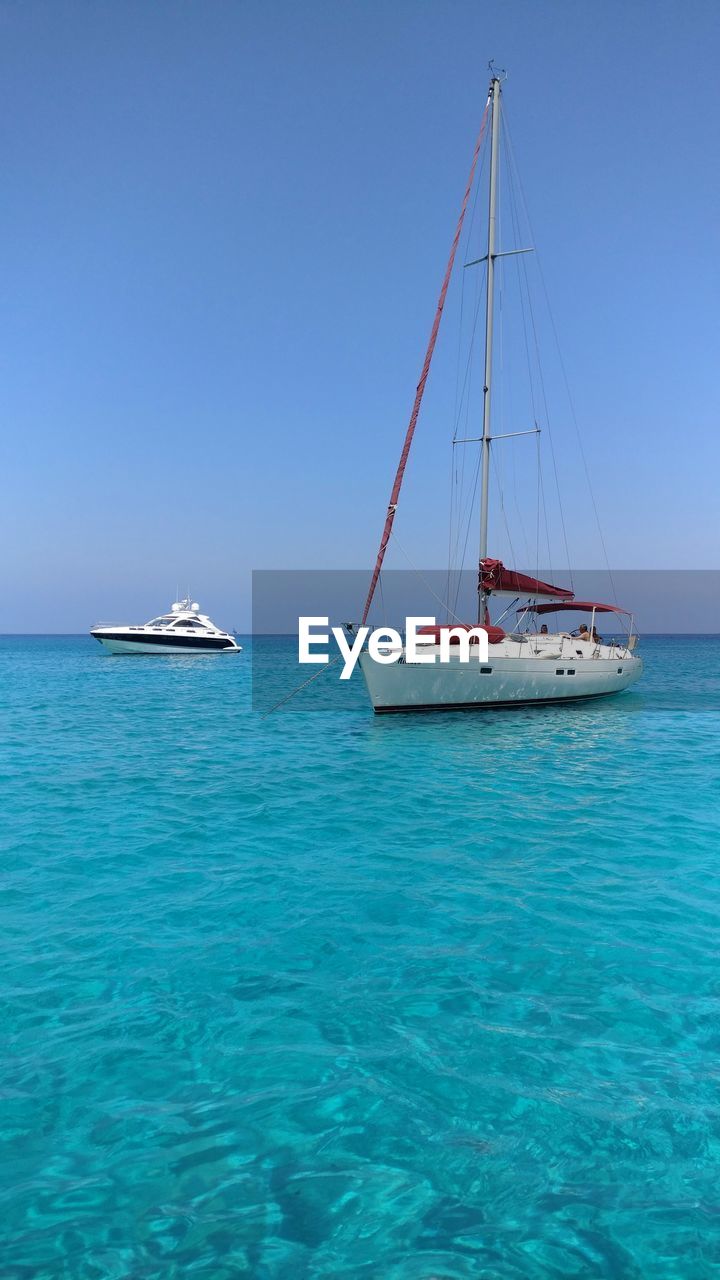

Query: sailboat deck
[396,634,636,665]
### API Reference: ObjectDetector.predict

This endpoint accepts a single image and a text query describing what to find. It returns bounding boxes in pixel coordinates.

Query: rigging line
[535,426,541,587]
[491,449,520,576]
[260,653,344,719]
[462,130,488,256]
[447,415,460,610]
[449,324,467,607]
[502,143,535,570]
[452,263,486,440]
[542,492,554,592]
[447,462,460,619]
[450,266,484,547]
[448,271,484,576]
[445,435,482,623]
[494,597,520,627]
[390,529,470,626]
[546,280,617,599]
[448,261,469,591]
[449,455,475,621]
[536,430,556,590]
[448,459,462,622]
[537,437,558,595]
[447,325,483,608]
[452,133,487,429]
[448,199,487,604]
[447,432,469,617]
[519,242,574,591]
[486,231,530,579]
[447,128,492,612]
[504,128,539,424]
[496,169,533,567]
[497,154,505,454]
[450,253,487,595]
[503,110,574,592]
[361,98,491,627]
[509,449,531,570]
[501,152,532,564]
[453,416,485,566]
[518,247,574,589]
[503,107,612,598]
[451,450,482,620]
[452,257,467,434]
[445,450,455,622]
[450,263,485,536]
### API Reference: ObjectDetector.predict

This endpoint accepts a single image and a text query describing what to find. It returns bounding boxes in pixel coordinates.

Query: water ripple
[1,635,719,1277]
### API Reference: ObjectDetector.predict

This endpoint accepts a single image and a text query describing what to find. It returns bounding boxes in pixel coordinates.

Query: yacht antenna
[478,73,502,622]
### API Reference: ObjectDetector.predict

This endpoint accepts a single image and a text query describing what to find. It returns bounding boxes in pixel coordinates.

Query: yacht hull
[92,634,239,655]
[359,650,643,713]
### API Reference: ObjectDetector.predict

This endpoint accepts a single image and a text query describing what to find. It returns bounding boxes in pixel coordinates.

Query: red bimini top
[524,601,631,616]
[417,623,506,645]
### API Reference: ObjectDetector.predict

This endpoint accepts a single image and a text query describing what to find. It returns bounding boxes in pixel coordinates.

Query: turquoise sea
[2,634,720,1279]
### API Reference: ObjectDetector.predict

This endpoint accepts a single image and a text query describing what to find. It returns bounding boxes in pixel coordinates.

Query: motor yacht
[91,599,241,655]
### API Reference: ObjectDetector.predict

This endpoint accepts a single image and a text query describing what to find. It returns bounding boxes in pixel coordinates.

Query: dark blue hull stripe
[373,690,620,714]
[92,632,235,651]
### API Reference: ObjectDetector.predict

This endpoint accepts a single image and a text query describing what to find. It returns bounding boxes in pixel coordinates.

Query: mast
[478,74,501,623]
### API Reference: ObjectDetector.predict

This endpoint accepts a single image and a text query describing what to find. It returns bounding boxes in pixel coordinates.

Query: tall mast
[478,74,501,623]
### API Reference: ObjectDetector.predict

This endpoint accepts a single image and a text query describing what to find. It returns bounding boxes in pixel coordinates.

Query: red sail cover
[480,558,574,600]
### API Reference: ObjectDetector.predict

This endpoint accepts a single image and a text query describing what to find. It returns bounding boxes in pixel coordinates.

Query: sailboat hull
[359,649,643,713]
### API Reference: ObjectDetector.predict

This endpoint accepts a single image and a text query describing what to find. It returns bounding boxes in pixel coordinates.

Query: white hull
[360,642,642,713]
[95,637,240,655]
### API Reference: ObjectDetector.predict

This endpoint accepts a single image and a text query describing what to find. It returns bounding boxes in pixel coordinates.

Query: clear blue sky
[1,0,718,630]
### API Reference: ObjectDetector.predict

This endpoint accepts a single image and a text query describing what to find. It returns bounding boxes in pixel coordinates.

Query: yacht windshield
[148,616,175,627]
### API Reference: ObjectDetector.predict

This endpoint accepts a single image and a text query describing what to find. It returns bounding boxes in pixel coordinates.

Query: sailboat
[355,72,643,713]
